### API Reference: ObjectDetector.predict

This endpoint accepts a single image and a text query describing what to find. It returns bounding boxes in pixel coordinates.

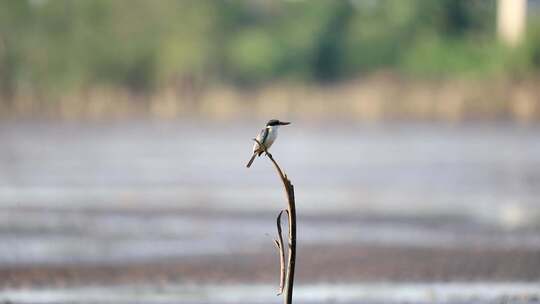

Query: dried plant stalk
[252,138,297,304]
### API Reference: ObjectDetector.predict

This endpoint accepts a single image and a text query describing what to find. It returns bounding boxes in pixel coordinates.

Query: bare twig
[251,138,296,304]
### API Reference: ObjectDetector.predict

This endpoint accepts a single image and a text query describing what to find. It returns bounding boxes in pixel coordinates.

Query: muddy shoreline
[2,244,539,289]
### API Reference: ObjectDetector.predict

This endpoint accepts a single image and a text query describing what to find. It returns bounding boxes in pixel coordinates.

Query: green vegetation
[0,0,539,118]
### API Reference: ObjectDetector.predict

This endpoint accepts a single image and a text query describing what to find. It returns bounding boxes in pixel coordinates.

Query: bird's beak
[279,121,291,125]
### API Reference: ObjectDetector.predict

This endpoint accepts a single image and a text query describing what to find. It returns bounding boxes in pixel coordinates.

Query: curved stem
[267,153,296,304]
[252,139,296,304]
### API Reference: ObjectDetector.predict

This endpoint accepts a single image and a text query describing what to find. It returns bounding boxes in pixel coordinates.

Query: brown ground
[2,244,539,289]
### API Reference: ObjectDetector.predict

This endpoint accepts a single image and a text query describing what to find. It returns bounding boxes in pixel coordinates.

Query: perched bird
[246,119,290,168]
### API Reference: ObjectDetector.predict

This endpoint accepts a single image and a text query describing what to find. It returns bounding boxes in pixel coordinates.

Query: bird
[246,119,290,168]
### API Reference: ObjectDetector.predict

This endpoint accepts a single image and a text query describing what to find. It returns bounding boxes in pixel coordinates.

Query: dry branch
[251,138,297,304]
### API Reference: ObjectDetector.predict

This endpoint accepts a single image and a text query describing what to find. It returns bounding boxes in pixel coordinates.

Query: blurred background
[1,0,540,303]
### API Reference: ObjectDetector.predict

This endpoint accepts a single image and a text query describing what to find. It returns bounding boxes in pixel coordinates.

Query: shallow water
[2,282,540,304]
[1,121,539,210]
[0,120,539,266]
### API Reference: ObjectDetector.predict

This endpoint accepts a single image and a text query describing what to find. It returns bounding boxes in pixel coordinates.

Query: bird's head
[266,119,291,127]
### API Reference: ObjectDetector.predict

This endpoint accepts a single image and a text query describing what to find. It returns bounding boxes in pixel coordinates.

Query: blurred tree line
[1,0,540,111]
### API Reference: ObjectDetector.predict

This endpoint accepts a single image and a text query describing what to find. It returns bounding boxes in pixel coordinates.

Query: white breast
[253,126,278,152]
[265,126,278,148]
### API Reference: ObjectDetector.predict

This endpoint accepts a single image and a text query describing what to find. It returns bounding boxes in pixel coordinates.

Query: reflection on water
[0,120,539,265]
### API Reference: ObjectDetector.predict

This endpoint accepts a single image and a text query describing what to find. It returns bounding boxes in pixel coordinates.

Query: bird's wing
[253,127,269,152]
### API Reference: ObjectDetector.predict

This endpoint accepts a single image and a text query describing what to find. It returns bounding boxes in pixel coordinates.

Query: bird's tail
[246,153,257,168]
